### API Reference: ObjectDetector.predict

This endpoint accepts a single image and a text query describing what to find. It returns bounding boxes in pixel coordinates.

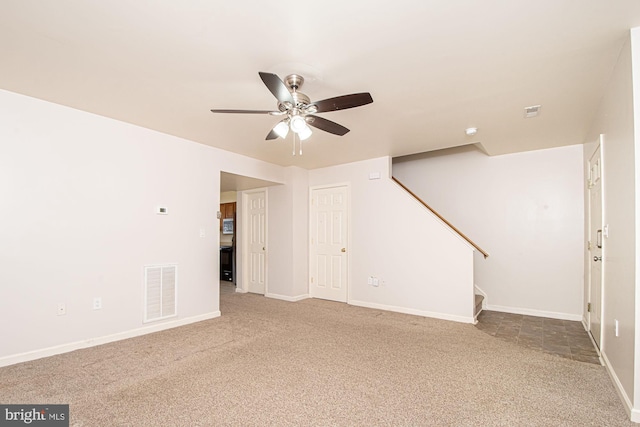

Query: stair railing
[392,176,489,258]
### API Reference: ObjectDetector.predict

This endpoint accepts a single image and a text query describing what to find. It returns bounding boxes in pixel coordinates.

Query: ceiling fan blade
[306,115,350,136]
[210,109,275,114]
[265,129,279,140]
[258,72,294,104]
[312,93,373,113]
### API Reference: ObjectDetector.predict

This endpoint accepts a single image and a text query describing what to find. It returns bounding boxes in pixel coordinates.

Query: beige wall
[0,89,286,365]
[265,166,309,300]
[584,30,638,419]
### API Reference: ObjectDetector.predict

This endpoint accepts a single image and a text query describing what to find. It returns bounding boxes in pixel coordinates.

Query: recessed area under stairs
[475,310,601,365]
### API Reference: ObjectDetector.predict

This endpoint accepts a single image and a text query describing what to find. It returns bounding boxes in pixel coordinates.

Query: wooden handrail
[392,176,489,258]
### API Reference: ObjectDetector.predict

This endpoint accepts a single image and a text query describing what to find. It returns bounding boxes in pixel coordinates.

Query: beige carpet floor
[0,289,634,426]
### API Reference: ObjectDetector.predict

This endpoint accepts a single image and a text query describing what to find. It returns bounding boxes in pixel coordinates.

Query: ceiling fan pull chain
[292,133,296,156]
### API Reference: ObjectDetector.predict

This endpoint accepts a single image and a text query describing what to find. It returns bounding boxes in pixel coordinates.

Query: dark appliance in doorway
[220,246,233,281]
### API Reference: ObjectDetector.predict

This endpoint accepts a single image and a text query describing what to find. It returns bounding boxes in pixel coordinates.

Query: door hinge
[310,277,314,284]
[587,241,592,251]
[587,302,591,313]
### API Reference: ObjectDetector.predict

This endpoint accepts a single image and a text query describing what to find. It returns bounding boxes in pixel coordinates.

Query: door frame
[308,182,351,303]
[586,138,604,351]
[239,188,268,295]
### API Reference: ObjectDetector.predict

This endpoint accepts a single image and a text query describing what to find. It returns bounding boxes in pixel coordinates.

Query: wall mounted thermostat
[156,206,168,215]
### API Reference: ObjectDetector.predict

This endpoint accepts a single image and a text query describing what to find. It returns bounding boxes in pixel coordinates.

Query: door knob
[341,248,346,253]
[262,247,265,251]
[593,256,602,262]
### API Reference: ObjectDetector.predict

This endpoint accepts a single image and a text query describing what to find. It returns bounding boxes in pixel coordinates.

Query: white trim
[266,293,309,302]
[0,312,220,368]
[473,283,487,325]
[601,351,637,422]
[474,284,487,299]
[485,304,582,321]
[349,299,475,324]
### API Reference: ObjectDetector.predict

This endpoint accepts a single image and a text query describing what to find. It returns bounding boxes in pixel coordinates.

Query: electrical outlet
[367,276,373,285]
[93,297,102,310]
[57,303,66,316]
[372,277,380,287]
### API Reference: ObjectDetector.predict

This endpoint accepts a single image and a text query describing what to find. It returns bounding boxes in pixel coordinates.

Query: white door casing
[309,185,348,302]
[588,143,603,349]
[244,189,267,295]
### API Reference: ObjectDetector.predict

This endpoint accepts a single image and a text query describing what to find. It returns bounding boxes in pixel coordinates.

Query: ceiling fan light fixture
[290,115,307,133]
[298,125,313,140]
[273,121,289,139]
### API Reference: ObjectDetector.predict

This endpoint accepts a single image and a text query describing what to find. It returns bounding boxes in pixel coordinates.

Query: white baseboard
[601,351,637,422]
[349,299,475,324]
[266,293,309,302]
[0,311,221,368]
[485,304,582,321]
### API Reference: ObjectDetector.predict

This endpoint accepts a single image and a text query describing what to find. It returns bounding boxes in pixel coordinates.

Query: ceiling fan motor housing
[278,74,312,113]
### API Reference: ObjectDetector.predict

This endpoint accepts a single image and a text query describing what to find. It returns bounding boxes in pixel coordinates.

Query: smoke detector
[524,105,541,118]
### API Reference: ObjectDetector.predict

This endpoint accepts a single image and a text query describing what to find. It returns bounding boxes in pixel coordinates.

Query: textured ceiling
[1,1,639,169]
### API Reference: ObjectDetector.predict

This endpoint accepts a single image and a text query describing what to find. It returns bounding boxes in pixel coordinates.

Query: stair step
[474,294,484,316]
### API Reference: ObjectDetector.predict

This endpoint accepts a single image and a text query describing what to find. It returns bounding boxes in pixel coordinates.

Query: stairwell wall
[393,144,584,320]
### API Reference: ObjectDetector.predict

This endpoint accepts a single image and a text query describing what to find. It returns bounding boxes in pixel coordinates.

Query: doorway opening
[218,172,280,308]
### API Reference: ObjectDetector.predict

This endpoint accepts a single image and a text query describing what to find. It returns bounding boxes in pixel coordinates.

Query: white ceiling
[1,1,639,169]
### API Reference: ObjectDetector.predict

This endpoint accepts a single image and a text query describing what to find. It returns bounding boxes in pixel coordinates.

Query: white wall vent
[144,264,177,323]
[524,105,541,118]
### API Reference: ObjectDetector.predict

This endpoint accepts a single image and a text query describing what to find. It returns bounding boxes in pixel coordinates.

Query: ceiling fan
[210,72,373,154]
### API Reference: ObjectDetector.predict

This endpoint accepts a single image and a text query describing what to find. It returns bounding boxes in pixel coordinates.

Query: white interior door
[588,145,603,349]
[246,190,266,294]
[309,185,348,302]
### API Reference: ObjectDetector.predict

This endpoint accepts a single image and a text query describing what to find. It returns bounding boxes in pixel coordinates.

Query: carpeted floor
[0,287,634,426]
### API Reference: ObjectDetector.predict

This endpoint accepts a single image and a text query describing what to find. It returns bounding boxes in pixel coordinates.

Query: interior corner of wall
[473,142,490,156]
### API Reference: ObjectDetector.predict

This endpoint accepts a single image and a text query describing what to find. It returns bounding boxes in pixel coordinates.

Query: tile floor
[476,310,601,364]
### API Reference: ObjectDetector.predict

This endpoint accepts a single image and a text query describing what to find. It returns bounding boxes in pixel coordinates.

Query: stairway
[474,294,484,319]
